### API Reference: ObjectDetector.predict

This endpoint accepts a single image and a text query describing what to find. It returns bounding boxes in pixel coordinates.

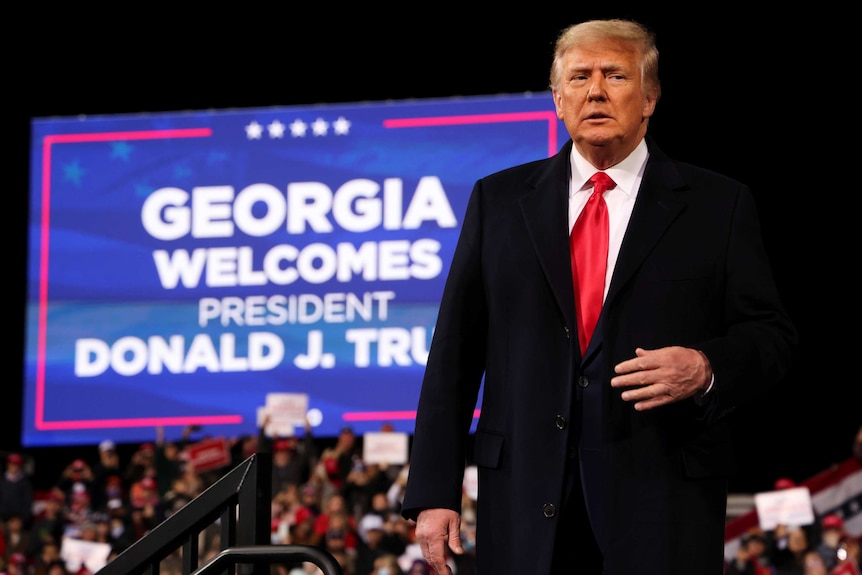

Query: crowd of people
[727,503,861,575]
[0,421,473,575]
[0,422,858,575]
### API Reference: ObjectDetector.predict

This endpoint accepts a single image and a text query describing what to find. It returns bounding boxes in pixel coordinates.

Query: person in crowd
[1,515,31,566]
[259,415,319,495]
[314,493,358,551]
[229,432,260,468]
[40,560,71,575]
[319,427,360,492]
[816,514,847,571]
[371,553,405,575]
[297,482,323,519]
[385,465,410,516]
[400,17,798,575]
[320,513,357,575]
[62,483,95,539]
[365,491,398,528]
[4,552,28,575]
[129,476,160,511]
[57,460,94,511]
[0,454,33,529]
[289,505,319,547]
[800,550,829,575]
[90,440,123,513]
[344,460,391,522]
[404,559,432,575]
[153,426,196,500]
[355,513,407,575]
[123,443,156,486]
[104,499,136,556]
[768,477,823,557]
[30,540,62,575]
[126,502,158,543]
[769,524,812,575]
[27,491,66,558]
[726,530,774,575]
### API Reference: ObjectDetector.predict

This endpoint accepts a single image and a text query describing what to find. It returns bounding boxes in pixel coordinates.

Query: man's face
[553,39,656,161]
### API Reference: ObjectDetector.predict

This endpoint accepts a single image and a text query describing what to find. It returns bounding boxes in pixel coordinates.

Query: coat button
[564,326,571,339]
[543,504,556,518]
[555,415,566,430]
[577,376,589,388]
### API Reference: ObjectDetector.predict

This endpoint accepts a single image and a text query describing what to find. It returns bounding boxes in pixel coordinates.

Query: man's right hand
[414,508,464,574]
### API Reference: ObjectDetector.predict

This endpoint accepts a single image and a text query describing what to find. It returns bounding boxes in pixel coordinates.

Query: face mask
[823,532,842,548]
[378,568,391,575]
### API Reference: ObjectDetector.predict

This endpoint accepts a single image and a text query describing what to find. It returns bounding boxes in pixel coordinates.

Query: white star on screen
[311,117,329,136]
[290,119,308,137]
[249,116,352,139]
[332,116,351,135]
[245,121,264,140]
[267,120,286,138]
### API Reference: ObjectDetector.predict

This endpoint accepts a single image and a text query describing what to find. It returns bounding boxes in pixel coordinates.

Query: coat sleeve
[400,179,488,520]
[695,184,798,424]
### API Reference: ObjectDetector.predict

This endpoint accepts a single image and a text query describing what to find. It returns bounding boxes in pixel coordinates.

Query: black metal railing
[95,452,342,575]
[193,545,343,575]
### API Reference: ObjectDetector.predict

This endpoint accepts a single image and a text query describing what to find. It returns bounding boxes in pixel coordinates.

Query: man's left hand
[611,346,711,411]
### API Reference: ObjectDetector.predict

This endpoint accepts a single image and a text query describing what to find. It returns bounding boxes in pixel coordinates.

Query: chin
[583,136,615,147]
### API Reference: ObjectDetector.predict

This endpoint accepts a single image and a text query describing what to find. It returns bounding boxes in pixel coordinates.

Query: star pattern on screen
[63,161,87,186]
[111,141,134,162]
[245,116,352,139]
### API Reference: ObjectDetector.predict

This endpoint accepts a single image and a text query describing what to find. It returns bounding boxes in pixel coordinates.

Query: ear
[552,90,564,120]
[642,93,657,119]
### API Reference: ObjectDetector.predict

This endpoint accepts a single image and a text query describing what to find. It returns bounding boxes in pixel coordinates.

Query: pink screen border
[33,110,560,431]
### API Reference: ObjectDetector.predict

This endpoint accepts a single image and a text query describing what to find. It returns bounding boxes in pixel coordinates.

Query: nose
[587,77,606,101]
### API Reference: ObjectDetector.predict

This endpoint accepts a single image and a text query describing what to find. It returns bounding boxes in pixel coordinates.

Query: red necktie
[571,172,614,355]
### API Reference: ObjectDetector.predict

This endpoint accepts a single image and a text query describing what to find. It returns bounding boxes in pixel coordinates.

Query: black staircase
[95,452,342,575]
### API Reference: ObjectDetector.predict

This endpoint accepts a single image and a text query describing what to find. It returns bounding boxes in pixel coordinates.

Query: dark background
[8,7,856,492]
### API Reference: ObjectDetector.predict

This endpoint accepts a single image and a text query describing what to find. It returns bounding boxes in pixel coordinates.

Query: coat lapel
[604,139,687,311]
[519,142,576,329]
[516,138,688,354]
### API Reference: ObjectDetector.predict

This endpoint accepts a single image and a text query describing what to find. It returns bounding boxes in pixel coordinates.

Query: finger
[614,347,653,375]
[448,525,465,555]
[423,536,451,574]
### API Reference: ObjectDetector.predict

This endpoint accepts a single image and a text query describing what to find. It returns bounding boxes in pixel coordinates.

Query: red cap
[822,514,844,530]
[72,459,86,470]
[294,506,314,524]
[274,438,295,451]
[7,453,23,464]
[140,477,157,490]
[774,478,796,490]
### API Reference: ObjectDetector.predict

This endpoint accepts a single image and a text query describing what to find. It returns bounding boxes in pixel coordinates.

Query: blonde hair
[549,19,661,102]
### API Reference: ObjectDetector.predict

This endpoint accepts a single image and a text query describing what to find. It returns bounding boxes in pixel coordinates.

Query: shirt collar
[569,139,649,198]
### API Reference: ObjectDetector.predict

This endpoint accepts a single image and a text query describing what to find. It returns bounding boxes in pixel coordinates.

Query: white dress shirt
[567,138,649,302]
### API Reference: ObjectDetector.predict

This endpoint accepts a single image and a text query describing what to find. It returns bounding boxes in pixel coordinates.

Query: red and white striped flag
[725,457,862,562]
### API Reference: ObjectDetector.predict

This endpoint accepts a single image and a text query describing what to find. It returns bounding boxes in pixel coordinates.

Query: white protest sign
[61,536,112,572]
[362,431,409,465]
[262,393,308,436]
[754,486,815,530]
[463,465,479,500]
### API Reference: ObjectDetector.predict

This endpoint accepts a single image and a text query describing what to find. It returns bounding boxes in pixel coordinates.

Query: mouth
[584,113,610,121]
